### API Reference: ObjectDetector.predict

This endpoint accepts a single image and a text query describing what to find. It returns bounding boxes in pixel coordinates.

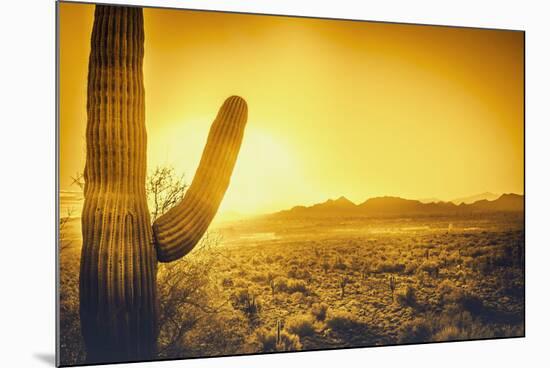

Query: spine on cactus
[152,95,248,262]
[80,5,157,362]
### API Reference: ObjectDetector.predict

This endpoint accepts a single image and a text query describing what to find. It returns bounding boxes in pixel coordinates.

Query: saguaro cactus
[389,275,396,301]
[79,5,248,363]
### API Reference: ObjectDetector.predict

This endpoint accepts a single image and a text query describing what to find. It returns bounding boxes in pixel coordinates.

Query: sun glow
[59,3,524,218]
[219,126,306,216]
[150,117,309,217]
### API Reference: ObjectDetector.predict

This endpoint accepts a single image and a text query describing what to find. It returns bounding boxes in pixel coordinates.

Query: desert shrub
[164,310,248,358]
[462,246,485,258]
[289,291,309,305]
[274,277,289,292]
[311,302,329,322]
[448,251,462,262]
[301,269,312,281]
[415,269,429,286]
[398,317,432,343]
[146,166,187,222]
[474,255,495,274]
[288,266,312,280]
[455,269,466,281]
[157,234,228,357]
[285,314,316,337]
[454,291,484,315]
[59,251,86,365]
[439,308,474,330]
[221,277,233,288]
[274,277,309,294]
[252,328,302,352]
[276,331,303,351]
[437,279,458,303]
[437,286,484,315]
[493,251,514,268]
[375,260,406,274]
[360,264,371,279]
[419,260,439,277]
[231,288,261,321]
[326,310,363,333]
[436,309,498,341]
[287,279,309,294]
[404,261,419,275]
[287,265,299,278]
[350,258,363,272]
[249,272,267,283]
[398,306,510,345]
[287,258,300,267]
[396,285,417,307]
[433,325,462,341]
[253,328,278,352]
[332,257,347,270]
[430,249,441,258]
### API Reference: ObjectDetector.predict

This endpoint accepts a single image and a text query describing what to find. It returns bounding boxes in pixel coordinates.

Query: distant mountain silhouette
[270,193,523,218]
[311,196,356,211]
[451,192,500,205]
[466,193,524,212]
[418,197,442,204]
[286,196,357,216]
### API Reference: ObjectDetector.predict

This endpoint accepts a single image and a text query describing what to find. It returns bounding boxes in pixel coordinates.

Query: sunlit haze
[59,3,524,217]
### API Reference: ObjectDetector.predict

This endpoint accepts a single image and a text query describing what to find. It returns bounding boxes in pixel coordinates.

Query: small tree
[145,167,230,358]
[146,166,188,222]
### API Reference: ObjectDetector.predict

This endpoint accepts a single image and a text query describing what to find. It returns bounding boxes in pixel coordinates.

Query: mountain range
[418,192,501,205]
[450,192,501,205]
[270,193,523,219]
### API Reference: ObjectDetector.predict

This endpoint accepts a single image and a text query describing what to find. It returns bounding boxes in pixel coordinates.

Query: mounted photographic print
[56,1,525,366]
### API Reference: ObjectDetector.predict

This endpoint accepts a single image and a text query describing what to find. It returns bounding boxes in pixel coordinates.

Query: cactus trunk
[80,6,158,362]
[79,5,248,363]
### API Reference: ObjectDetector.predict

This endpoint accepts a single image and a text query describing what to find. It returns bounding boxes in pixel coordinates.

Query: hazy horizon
[59,188,524,221]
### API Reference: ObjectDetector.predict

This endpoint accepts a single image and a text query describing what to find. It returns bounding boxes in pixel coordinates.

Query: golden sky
[59,2,524,216]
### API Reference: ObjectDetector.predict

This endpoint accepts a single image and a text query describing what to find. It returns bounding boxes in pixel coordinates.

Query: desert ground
[59,209,524,365]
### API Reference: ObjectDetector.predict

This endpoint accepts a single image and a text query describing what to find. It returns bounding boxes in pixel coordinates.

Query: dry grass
[59,212,524,364]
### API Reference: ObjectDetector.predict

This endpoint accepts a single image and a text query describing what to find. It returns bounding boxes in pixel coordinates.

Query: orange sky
[58,2,524,216]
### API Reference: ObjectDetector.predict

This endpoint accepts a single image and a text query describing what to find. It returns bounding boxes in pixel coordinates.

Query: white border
[1,0,549,367]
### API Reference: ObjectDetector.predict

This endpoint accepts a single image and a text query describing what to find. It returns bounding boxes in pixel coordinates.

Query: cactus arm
[152,96,248,262]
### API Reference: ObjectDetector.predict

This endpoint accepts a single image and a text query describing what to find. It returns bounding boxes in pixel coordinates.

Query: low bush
[285,314,316,337]
[253,328,302,352]
[404,261,419,275]
[396,285,417,307]
[398,317,432,343]
[311,302,329,322]
[326,310,363,333]
[375,261,406,274]
[419,260,439,277]
[231,288,261,320]
[274,278,309,295]
[287,279,309,294]
[455,291,484,315]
